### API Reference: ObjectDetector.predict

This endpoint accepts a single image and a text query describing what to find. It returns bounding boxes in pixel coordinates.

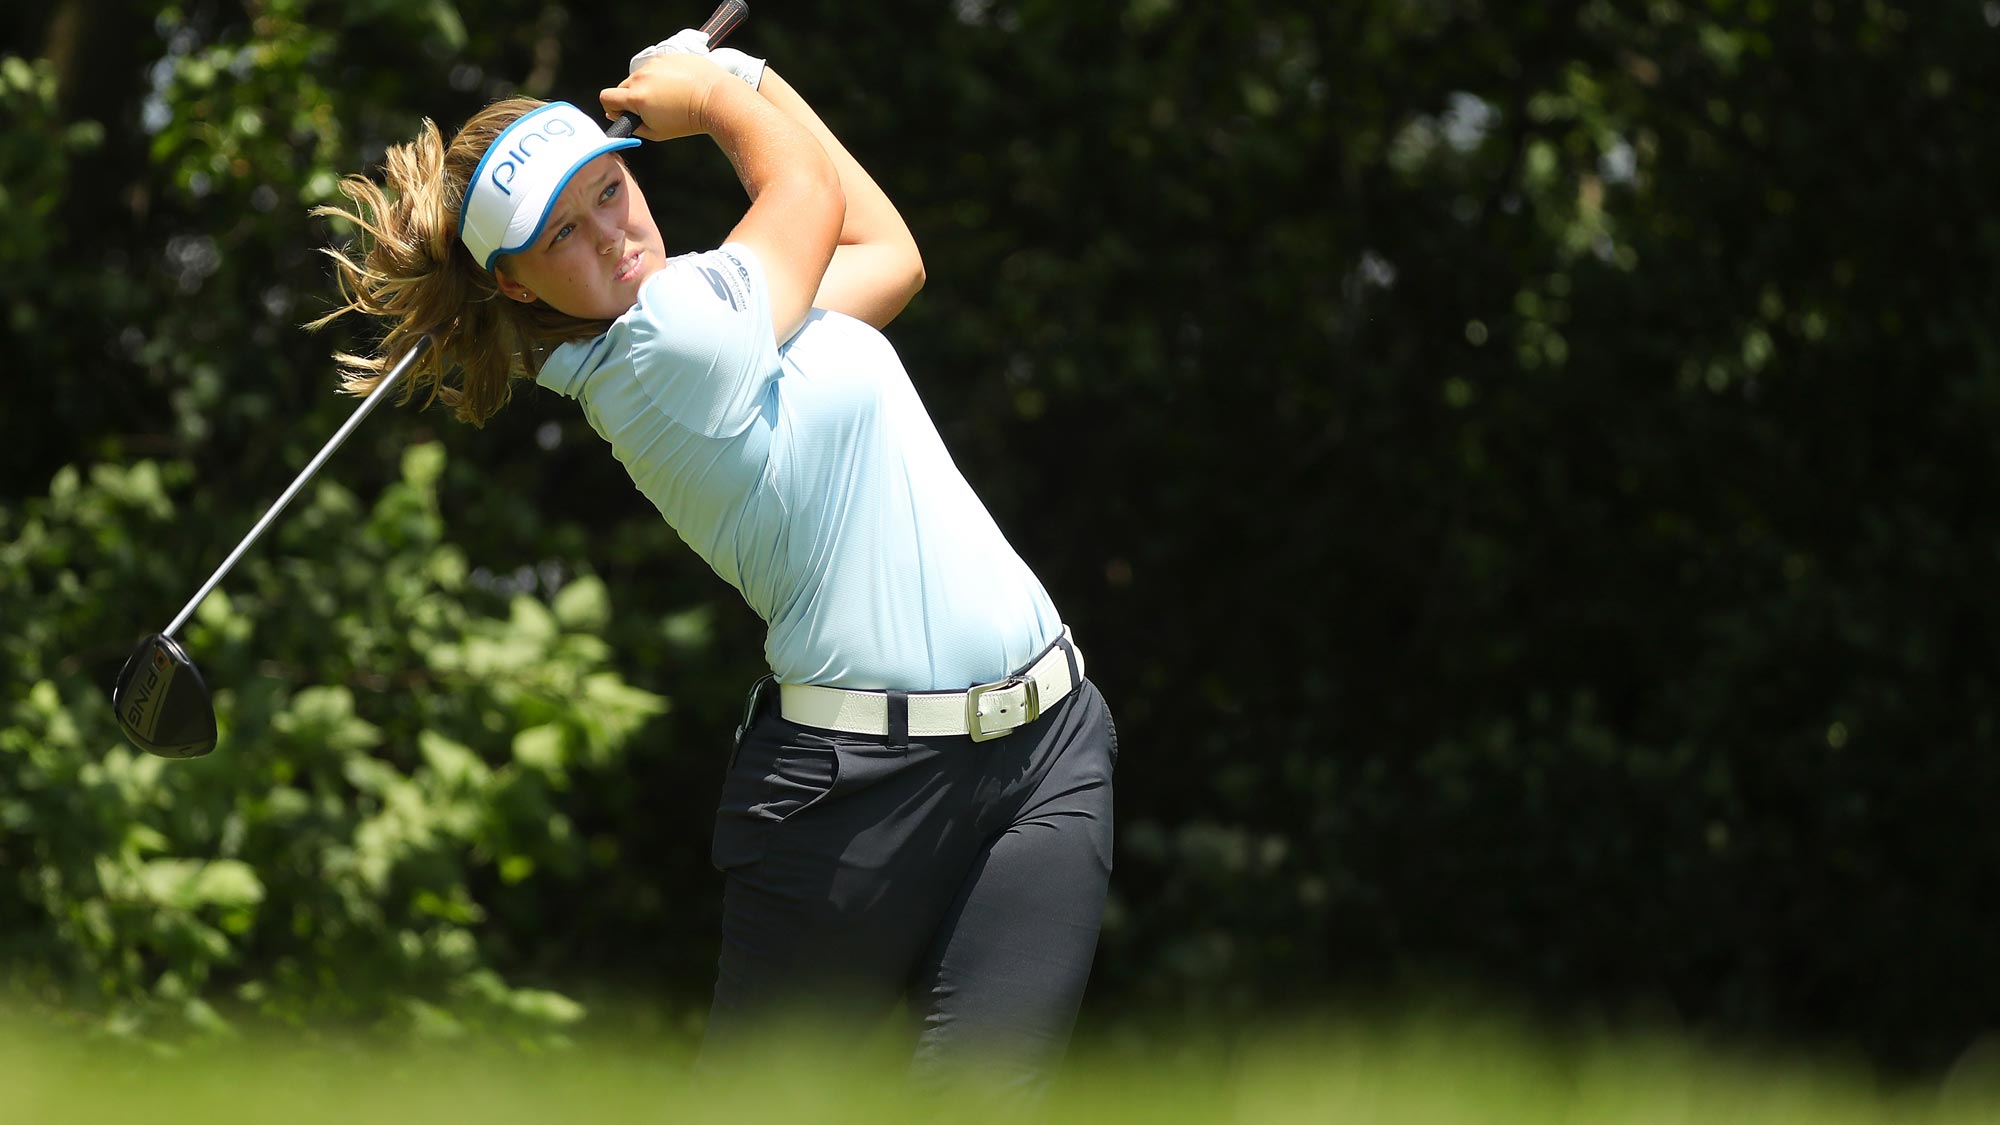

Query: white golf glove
[630,27,766,90]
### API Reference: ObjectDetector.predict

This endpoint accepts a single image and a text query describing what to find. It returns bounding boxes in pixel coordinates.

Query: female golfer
[313,36,1116,1087]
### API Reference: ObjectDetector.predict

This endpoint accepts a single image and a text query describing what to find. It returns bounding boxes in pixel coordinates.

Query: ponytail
[308,99,614,426]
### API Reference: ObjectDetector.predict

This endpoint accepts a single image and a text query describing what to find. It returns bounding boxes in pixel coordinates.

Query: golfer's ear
[493,262,535,304]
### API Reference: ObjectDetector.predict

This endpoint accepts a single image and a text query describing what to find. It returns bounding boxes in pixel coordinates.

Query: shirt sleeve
[622,242,780,439]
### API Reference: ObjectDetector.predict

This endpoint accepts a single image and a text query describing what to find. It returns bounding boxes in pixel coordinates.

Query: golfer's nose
[592,212,622,252]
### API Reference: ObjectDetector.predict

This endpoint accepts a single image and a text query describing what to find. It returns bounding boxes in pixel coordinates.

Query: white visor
[458,101,641,271]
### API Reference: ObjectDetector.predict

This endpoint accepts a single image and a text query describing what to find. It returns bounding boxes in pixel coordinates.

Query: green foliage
[0,56,102,327]
[0,445,661,1041]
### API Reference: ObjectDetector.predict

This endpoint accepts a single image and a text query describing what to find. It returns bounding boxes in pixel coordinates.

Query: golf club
[112,336,431,758]
[111,1,752,760]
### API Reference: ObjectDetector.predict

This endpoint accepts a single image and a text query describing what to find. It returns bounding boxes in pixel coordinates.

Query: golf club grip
[607,0,750,140]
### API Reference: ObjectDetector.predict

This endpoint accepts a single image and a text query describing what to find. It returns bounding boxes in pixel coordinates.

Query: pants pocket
[711,716,844,871]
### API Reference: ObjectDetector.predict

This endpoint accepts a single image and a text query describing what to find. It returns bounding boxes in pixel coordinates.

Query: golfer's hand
[630,26,767,90]
[600,53,726,142]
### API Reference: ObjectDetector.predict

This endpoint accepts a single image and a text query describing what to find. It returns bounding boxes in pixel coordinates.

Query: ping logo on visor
[458,102,641,271]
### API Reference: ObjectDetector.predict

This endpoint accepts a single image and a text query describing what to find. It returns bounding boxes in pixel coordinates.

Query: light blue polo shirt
[535,243,1063,690]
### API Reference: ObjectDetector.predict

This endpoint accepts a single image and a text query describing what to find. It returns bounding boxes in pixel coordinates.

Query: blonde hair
[309,98,615,426]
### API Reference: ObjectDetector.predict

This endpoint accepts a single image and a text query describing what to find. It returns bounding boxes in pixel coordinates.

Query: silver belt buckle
[965,676,1040,742]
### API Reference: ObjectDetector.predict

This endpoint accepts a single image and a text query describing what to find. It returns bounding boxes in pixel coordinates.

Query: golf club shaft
[163,335,434,638]
[608,0,749,139]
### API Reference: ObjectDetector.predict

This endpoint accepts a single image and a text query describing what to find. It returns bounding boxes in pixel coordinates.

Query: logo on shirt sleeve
[697,266,743,311]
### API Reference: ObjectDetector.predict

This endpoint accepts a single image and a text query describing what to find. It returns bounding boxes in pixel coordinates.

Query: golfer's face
[502,154,665,319]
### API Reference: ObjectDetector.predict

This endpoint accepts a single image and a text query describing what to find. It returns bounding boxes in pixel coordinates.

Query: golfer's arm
[757,68,925,327]
[705,78,844,344]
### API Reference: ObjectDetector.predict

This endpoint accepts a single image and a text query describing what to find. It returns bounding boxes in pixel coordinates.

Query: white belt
[779,629,1084,743]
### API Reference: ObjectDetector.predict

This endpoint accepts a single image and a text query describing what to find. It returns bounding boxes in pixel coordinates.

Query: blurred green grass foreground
[8,1013,2000,1125]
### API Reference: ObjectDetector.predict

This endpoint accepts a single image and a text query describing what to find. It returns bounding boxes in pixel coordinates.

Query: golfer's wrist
[694,72,767,137]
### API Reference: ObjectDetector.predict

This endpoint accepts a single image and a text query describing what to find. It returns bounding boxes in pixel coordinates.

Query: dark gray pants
[702,675,1117,1086]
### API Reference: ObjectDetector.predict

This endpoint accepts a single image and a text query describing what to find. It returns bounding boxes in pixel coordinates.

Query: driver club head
[111,633,217,759]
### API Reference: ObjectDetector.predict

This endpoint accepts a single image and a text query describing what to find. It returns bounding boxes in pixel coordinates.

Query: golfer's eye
[550,222,575,246]
[599,181,619,205]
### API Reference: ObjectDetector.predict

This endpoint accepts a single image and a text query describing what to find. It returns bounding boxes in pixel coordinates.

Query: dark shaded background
[4,0,1996,1070]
